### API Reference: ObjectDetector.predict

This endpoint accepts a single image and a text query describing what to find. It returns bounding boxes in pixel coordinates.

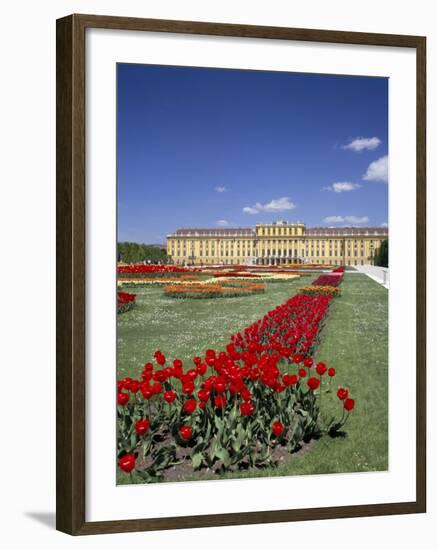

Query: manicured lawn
[117,273,388,481]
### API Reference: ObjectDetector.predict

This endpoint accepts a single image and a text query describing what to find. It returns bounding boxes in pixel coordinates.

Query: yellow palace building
[166,221,388,267]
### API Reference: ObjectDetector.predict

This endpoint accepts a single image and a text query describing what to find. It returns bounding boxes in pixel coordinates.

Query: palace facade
[166,221,388,266]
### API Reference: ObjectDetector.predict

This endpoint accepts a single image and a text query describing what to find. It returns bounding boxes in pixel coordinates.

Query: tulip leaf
[191,451,203,470]
[214,446,231,468]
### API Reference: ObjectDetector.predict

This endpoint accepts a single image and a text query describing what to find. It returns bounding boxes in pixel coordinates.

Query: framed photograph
[56,14,426,535]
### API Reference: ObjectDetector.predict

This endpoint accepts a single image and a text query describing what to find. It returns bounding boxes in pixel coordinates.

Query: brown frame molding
[56,13,426,535]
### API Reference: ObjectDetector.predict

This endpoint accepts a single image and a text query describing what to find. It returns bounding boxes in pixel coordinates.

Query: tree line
[374,239,388,268]
[117,242,168,264]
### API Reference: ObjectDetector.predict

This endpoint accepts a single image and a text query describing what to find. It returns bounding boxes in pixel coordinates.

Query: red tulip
[151,382,162,395]
[304,357,314,368]
[197,389,210,402]
[140,385,153,400]
[293,353,303,364]
[196,363,207,376]
[179,425,193,441]
[182,380,194,394]
[316,362,327,375]
[163,390,176,403]
[337,388,349,401]
[143,362,154,373]
[272,421,284,437]
[298,368,307,378]
[215,381,226,393]
[118,453,135,473]
[240,401,255,417]
[153,370,167,383]
[328,367,336,377]
[117,392,129,406]
[128,380,140,393]
[241,388,252,401]
[214,395,227,409]
[154,351,166,366]
[186,369,198,380]
[307,377,320,391]
[344,398,355,411]
[135,418,150,436]
[182,399,197,414]
[283,373,298,386]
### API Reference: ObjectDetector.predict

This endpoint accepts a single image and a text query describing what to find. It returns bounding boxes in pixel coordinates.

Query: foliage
[118,242,168,264]
[374,239,389,268]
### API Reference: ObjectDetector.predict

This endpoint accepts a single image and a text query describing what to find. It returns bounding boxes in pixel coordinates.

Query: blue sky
[117,63,388,244]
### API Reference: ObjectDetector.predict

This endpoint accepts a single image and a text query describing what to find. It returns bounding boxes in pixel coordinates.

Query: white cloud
[342,137,381,151]
[381,222,388,227]
[216,220,230,226]
[324,181,361,193]
[323,215,370,225]
[363,155,388,182]
[323,216,344,223]
[242,197,296,214]
[214,186,227,193]
[242,206,259,214]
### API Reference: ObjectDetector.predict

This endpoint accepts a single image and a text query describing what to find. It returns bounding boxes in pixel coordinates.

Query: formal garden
[116,264,388,483]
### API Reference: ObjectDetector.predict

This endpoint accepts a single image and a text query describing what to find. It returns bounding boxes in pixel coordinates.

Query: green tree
[374,239,388,267]
[117,242,168,264]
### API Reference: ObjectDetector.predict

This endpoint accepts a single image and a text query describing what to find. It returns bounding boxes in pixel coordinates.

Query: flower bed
[258,273,301,282]
[312,272,344,287]
[118,264,200,278]
[213,271,302,282]
[117,271,353,481]
[163,280,265,299]
[211,274,301,284]
[117,291,137,314]
[213,271,262,278]
[297,285,340,296]
[118,275,202,287]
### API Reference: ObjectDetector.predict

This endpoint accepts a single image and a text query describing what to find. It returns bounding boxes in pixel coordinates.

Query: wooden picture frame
[56,13,426,535]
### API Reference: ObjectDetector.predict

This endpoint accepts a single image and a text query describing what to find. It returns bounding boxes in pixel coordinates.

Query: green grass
[117,273,388,479]
[117,275,311,379]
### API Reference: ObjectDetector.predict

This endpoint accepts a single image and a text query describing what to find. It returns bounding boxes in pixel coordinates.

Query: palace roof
[306,227,388,236]
[171,228,255,237]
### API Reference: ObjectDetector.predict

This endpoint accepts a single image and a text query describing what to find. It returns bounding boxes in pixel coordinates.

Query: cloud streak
[324,181,361,193]
[243,197,296,215]
[323,215,370,225]
[342,137,381,151]
[214,186,227,193]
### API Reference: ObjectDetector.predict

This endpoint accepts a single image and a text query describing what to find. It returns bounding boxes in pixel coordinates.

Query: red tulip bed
[117,291,137,314]
[312,272,344,287]
[118,264,200,278]
[117,269,355,482]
